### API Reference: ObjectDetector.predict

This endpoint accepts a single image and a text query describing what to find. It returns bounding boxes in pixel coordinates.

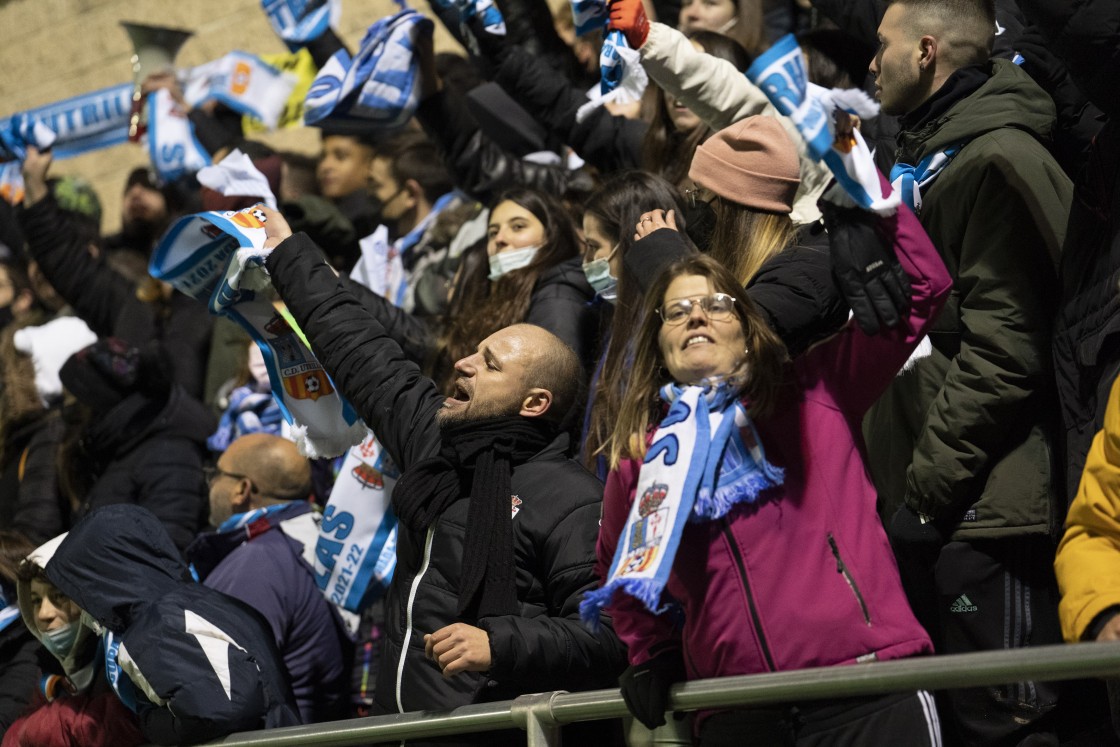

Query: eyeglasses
[658,293,738,325]
[684,186,717,208]
[203,466,248,486]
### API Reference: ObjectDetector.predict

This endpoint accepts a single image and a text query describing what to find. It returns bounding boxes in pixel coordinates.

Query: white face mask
[716,16,739,33]
[42,621,79,657]
[488,246,540,281]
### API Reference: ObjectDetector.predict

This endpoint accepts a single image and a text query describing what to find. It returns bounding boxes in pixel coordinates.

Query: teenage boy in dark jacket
[45,505,300,746]
[866,0,1075,743]
[258,207,627,730]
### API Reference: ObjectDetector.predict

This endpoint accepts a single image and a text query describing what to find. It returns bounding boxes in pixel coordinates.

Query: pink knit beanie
[688,116,800,214]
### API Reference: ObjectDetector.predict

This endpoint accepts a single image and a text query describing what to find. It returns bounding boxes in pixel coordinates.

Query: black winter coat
[45,505,300,746]
[1025,0,1120,503]
[0,413,66,545]
[416,89,586,205]
[72,386,214,552]
[266,233,627,713]
[0,619,39,738]
[493,46,646,176]
[19,196,213,401]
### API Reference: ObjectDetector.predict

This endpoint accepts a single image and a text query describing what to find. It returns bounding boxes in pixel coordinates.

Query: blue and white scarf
[570,0,648,124]
[304,9,433,131]
[103,632,139,713]
[0,84,129,161]
[146,89,211,182]
[580,381,783,626]
[889,145,966,214]
[183,52,297,131]
[0,115,57,163]
[261,0,341,47]
[208,385,285,452]
[747,34,899,215]
[150,205,366,457]
[0,587,19,634]
[316,432,400,611]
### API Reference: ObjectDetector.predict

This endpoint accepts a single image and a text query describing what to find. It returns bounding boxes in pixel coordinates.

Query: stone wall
[0,0,464,232]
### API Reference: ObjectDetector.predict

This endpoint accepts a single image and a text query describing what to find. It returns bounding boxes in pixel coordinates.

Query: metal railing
[205,643,1120,746]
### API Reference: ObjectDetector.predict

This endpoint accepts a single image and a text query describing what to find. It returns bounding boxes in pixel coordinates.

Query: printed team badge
[349,433,401,489]
[230,207,267,230]
[351,461,384,489]
[511,495,522,519]
[264,312,335,401]
[621,482,669,575]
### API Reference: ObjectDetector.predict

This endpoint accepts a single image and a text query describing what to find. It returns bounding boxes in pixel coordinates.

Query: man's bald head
[506,324,584,424]
[223,433,312,505]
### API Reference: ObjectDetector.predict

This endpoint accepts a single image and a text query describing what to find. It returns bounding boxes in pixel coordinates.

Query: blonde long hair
[706,200,800,286]
[606,255,788,468]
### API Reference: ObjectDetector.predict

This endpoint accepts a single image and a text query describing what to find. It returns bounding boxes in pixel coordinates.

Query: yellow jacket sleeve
[1056,374,1120,641]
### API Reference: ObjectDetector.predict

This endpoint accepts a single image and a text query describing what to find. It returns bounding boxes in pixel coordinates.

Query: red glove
[609,0,650,49]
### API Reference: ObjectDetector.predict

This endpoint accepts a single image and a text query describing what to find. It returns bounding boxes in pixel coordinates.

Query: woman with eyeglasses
[581,180,952,743]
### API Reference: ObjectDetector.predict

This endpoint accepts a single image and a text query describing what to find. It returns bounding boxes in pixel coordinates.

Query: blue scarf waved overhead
[569,0,647,123]
[747,34,898,215]
[580,380,783,626]
[151,206,366,458]
[304,9,434,132]
[261,0,341,47]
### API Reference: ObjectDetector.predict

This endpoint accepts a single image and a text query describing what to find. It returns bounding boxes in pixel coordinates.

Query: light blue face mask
[488,246,540,281]
[41,620,79,657]
[582,257,618,303]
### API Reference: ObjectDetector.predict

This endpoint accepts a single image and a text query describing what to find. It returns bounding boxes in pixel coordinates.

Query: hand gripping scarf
[746,34,900,216]
[150,205,366,458]
[580,380,783,627]
[569,0,648,123]
[304,9,434,132]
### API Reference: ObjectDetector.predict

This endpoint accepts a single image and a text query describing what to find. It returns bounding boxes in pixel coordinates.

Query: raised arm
[263,215,444,471]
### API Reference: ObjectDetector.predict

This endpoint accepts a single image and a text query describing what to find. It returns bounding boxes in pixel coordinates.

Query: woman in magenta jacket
[582,188,949,745]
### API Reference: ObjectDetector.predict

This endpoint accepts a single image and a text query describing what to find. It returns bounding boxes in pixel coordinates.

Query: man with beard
[865,0,1078,743]
[100,168,173,281]
[260,206,626,743]
[346,130,484,319]
[20,149,214,402]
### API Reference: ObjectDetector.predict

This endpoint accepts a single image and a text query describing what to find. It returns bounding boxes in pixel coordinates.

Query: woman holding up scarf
[581,181,950,745]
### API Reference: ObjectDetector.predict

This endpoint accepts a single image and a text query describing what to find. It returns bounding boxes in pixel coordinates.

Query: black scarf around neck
[393,416,558,620]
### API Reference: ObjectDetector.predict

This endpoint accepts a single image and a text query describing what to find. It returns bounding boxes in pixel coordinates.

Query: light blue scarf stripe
[889,144,965,213]
[581,382,784,628]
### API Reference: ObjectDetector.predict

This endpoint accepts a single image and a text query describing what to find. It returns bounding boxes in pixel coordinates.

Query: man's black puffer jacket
[266,233,627,714]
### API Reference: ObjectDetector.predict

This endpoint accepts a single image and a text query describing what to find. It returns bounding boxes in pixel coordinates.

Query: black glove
[887,505,950,557]
[619,650,686,730]
[1014,25,1066,93]
[820,199,911,336]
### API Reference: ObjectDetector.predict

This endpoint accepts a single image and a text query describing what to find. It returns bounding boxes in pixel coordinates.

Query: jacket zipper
[828,533,872,626]
[721,524,776,671]
[396,524,437,714]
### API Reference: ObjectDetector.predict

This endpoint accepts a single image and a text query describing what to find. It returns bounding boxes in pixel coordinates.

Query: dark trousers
[698,691,940,746]
[894,536,1111,746]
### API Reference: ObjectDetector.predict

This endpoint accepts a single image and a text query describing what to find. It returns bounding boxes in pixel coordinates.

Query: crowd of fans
[0,0,1118,744]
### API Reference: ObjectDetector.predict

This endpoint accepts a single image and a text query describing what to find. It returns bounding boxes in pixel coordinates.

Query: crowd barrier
[184,642,1120,746]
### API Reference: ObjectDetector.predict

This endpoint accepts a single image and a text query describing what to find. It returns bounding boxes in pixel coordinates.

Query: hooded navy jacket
[45,505,300,746]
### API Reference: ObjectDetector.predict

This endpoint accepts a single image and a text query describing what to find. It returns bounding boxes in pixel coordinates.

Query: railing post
[511,692,566,747]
